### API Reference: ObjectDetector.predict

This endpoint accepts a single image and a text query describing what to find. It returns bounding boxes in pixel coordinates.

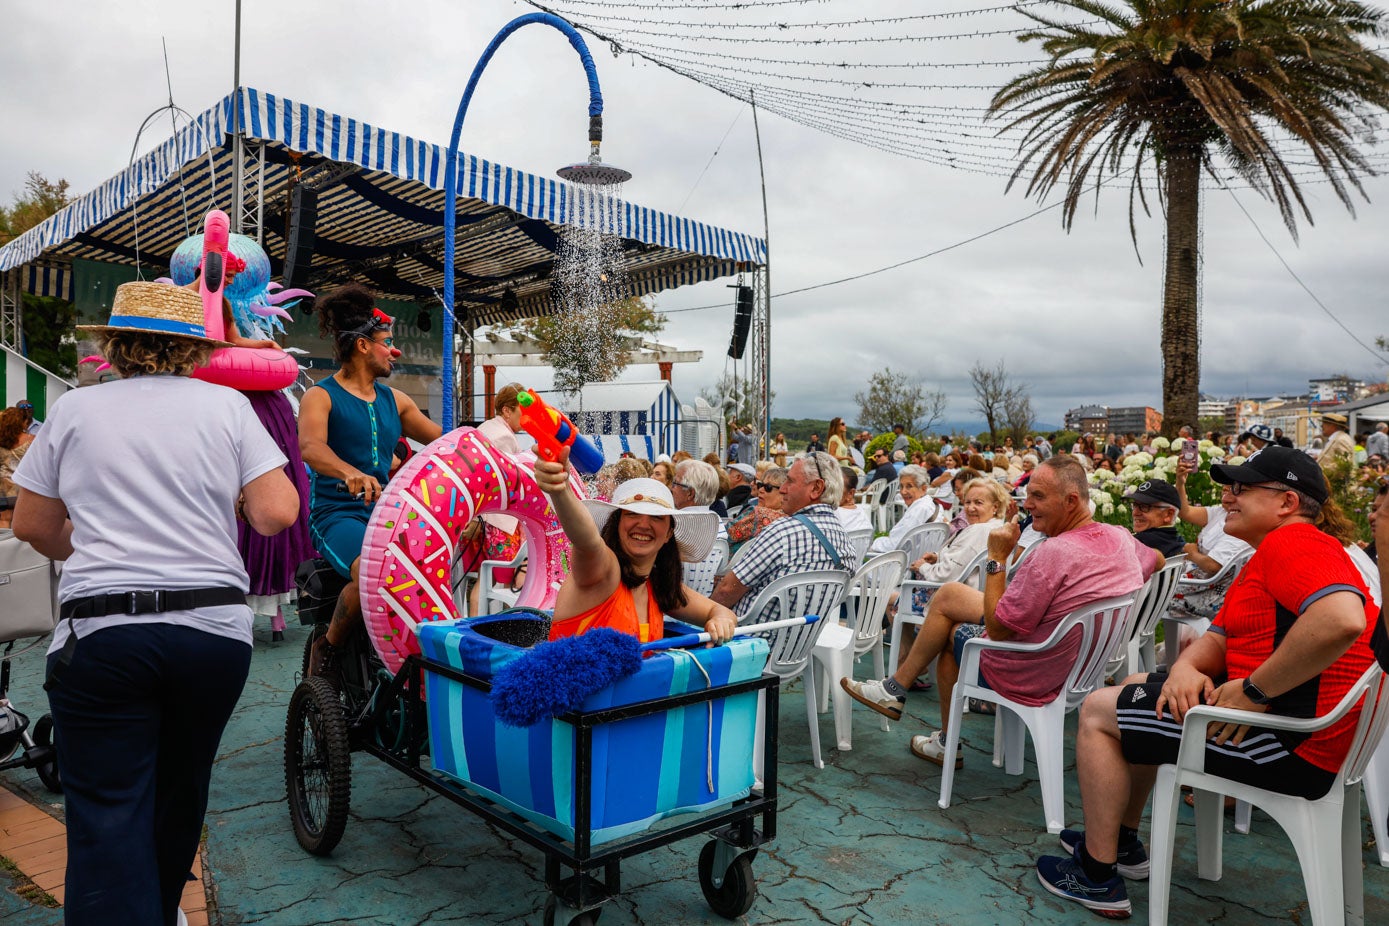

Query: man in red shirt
[1036,446,1378,918]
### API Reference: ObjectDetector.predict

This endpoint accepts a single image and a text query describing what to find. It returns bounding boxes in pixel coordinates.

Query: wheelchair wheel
[285,676,351,855]
[32,715,61,794]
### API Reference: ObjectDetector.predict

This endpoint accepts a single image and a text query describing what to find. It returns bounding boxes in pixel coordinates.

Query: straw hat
[77,281,229,345]
[581,477,718,563]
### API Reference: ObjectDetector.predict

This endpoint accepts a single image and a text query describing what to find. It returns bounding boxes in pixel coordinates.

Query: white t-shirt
[1194,506,1252,576]
[13,376,287,651]
[836,505,872,534]
[1344,543,1382,607]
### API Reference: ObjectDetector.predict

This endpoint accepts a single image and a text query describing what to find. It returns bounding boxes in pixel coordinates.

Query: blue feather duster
[491,628,644,727]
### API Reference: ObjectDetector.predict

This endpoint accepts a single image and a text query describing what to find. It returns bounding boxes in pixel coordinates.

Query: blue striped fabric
[419,614,767,846]
[0,87,767,275]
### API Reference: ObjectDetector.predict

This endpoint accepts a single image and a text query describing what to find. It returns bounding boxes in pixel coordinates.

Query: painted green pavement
[3,622,1387,924]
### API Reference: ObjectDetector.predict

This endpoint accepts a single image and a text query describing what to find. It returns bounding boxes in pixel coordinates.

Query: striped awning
[0,88,766,323]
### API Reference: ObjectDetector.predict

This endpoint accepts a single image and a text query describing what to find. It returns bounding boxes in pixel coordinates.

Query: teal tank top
[308,376,402,519]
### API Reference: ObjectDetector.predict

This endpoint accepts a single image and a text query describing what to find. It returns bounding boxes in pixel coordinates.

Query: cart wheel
[542,896,600,926]
[285,676,351,855]
[32,715,61,794]
[698,840,756,920]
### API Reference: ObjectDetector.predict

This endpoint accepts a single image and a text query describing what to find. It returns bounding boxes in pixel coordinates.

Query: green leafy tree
[498,295,665,395]
[992,0,1389,436]
[20,294,78,377]
[854,367,947,436]
[0,172,73,245]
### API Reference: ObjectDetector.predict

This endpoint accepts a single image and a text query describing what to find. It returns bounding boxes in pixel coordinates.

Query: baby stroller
[0,525,62,792]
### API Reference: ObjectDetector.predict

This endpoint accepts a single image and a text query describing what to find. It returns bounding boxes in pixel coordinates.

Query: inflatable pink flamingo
[189,210,300,391]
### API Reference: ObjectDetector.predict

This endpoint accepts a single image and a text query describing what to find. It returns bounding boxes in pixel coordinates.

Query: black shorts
[1115,676,1336,800]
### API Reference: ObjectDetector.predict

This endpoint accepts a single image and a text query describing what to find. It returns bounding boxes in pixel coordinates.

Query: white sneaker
[910,731,963,769]
[840,677,904,721]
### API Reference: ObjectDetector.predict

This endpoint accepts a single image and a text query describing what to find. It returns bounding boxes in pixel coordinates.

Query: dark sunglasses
[755,481,782,491]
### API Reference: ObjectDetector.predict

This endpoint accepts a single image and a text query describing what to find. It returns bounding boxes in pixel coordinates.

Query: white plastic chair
[811,552,907,751]
[1362,736,1389,867]
[1105,555,1186,680]
[681,538,730,598]
[1162,550,1253,667]
[856,477,886,510]
[477,542,527,615]
[845,527,873,566]
[1006,537,1044,579]
[1148,663,1389,926]
[888,548,989,679]
[938,593,1138,834]
[740,568,855,771]
[898,521,949,563]
[876,481,901,534]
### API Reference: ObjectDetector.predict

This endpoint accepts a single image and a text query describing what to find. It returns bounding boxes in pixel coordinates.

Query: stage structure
[0,87,767,423]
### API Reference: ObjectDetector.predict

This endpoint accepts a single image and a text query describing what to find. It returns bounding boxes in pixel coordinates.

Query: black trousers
[46,623,251,926]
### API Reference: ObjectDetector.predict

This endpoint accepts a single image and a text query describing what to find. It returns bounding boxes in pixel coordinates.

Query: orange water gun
[515,389,605,475]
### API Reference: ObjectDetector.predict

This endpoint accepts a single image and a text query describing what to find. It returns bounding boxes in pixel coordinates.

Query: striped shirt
[730,503,852,619]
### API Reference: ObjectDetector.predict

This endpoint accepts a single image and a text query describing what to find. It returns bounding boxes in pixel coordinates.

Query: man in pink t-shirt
[842,456,1158,768]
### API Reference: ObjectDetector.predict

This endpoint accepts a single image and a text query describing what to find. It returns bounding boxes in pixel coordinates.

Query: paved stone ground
[3,620,1387,924]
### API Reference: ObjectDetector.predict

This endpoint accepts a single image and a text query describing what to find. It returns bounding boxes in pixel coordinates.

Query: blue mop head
[491,628,644,727]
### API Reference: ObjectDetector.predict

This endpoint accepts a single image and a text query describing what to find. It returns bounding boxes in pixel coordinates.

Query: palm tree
[990,0,1389,434]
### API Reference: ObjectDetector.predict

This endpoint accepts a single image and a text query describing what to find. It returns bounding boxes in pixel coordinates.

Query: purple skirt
[237,390,316,597]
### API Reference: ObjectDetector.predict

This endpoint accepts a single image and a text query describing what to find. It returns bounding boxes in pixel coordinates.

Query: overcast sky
[4,0,1387,428]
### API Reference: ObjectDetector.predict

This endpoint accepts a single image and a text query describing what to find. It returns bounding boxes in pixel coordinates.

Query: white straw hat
[581,477,718,563]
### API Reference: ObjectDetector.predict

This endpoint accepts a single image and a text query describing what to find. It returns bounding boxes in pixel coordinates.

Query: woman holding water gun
[526,391,737,645]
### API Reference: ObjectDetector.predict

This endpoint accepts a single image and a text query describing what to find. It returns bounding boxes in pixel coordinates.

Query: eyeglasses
[803,452,833,485]
[15,403,32,410]
[672,481,693,493]
[756,481,783,491]
[1224,482,1290,497]
[1131,503,1174,514]
[373,336,395,348]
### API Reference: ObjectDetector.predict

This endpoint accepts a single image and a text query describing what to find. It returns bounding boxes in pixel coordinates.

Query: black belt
[59,587,247,621]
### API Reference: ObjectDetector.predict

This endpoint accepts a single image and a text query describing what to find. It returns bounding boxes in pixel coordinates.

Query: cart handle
[642,615,820,653]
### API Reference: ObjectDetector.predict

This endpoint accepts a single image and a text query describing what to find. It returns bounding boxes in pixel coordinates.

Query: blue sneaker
[1058,828,1149,879]
[1036,854,1131,919]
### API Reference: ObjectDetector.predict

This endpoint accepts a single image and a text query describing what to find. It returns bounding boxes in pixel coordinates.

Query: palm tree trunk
[1160,150,1202,437]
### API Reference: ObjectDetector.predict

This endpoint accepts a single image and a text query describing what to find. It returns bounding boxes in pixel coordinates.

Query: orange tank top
[548,581,665,644]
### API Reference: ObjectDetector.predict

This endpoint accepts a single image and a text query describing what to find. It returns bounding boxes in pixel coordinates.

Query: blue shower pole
[441,13,606,431]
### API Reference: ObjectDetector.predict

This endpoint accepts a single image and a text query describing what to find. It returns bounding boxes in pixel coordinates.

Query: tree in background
[2,173,78,375]
[992,0,1389,436]
[20,294,78,377]
[497,295,665,396]
[700,371,776,425]
[970,360,1028,445]
[854,367,947,436]
[1003,390,1037,447]
[0,172,72,245]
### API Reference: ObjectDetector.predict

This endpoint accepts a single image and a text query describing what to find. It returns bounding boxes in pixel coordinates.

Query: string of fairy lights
[522,0,1389,184]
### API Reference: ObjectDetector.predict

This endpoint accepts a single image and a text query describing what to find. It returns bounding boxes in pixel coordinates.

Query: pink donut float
[358,427,585,674]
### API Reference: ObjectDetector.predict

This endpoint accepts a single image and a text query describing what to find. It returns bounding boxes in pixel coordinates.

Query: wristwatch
[1242,677,1273,705]
[985,559,1006,575]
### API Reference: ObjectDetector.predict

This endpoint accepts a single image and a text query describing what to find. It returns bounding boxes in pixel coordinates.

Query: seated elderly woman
[533,457,737,645]
[868,464,942,555]
[902,479,1011,615]
[725,466,788,553]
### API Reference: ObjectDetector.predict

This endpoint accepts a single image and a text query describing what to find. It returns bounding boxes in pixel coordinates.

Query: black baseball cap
[1127,479,1180,508]
[1209,446,1328,505]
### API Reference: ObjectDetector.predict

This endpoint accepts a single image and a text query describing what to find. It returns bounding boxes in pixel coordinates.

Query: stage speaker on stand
[283,185,318,290]
[727,285,754,360]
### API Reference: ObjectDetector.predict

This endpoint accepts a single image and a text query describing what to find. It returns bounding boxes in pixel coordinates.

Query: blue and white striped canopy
[0,88,766,324]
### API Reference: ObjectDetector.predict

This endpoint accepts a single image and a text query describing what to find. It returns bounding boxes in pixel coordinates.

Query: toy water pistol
[515,389,605,475]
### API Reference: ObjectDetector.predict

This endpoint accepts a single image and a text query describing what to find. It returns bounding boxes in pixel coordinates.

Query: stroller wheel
[32,715,61,794]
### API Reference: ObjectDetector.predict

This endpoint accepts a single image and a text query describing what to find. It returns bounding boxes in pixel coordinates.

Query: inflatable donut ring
[359,427,586,674]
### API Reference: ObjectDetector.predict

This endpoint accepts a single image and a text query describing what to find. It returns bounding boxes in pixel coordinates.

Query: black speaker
[283,185,318,289]
[727,285,754,360]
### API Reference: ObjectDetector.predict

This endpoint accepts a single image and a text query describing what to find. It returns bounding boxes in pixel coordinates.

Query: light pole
[440,12,629,431]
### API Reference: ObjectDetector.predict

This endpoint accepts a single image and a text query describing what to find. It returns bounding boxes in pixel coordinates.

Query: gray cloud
[4,0,1385,428]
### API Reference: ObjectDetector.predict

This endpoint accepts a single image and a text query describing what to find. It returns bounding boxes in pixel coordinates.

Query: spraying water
[548,180,631,403]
